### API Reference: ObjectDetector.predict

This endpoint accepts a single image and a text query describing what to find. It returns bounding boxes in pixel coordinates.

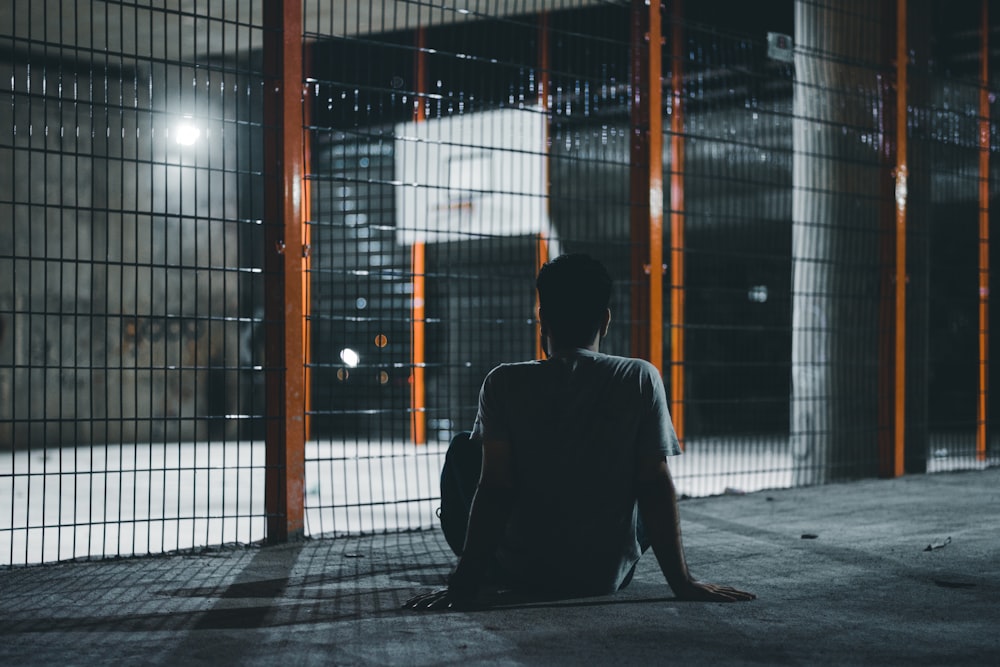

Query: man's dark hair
[536,253,613,347]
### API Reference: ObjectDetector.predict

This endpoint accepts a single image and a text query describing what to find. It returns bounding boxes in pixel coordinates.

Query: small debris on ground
[924,537,952,551]
[801,533,818,539]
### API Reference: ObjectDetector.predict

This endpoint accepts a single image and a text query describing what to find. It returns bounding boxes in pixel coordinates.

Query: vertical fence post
[536,11,551,361]
[263,0,306,542]
[302,44,313,443]
[410,27,427,445]
[880,0,910,478]
[978,0,990,462]
[878,0,896,477]
[535,233,549,360]
[892,0,908,478]
[629,0,664,373]
[648,1,665,377]
[411,243,427,445]
[629,1,648,360]
[668,0,685,445]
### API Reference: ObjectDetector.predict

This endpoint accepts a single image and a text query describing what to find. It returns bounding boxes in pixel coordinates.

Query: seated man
[406,254,754,609]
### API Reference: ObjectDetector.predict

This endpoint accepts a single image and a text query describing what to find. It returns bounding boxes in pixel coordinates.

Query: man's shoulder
[487,359,544,373]
[593,353,660,377]
[483,359,544,382]
[485,354,659,385]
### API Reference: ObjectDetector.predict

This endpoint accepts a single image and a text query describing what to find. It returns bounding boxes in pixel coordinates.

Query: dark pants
[438,432,648,589]
[439,432,482,557]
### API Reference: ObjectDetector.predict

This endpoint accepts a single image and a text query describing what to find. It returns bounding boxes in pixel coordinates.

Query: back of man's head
[536,253,613,348]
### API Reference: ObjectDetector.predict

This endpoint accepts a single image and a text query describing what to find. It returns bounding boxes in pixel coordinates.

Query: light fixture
[340,348,360,368]
[174,118,201,146]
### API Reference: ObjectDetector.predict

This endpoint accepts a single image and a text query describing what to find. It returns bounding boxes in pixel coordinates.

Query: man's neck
[546,338,600,357]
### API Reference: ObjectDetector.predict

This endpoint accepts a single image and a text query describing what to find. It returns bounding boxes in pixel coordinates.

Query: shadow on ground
[2,468,998,666]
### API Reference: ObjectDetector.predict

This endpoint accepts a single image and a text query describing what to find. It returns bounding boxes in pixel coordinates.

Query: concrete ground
[1,468,997,666]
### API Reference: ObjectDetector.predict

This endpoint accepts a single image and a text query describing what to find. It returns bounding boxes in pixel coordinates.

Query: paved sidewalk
[1,468,998,666]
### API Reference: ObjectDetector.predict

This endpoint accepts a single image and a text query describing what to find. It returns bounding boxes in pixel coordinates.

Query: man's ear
[538,308,549,338]
[600,308,611,338]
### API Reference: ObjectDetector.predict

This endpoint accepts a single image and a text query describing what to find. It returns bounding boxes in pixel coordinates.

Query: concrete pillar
[791,0,885,483]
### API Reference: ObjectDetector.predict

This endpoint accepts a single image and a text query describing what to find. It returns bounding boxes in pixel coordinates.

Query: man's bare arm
[636,457,755,602]
[405,437,513,610]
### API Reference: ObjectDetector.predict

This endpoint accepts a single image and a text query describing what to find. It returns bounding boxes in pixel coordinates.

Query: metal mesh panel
[302,4,561,535]
[300,0,998,536]
[1,2,267,564]
[920,2,996,471]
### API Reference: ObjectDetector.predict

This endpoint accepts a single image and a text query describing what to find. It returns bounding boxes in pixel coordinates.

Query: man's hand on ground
[403,588,479,611]
[675,580,756,602]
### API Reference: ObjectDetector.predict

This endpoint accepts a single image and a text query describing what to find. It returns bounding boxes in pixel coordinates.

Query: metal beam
[629,0,665,374]
[978,0,990,462]
[893,0,908,477]
[668,0,685,446]
[410,27,428,445]
[537,11,551,361]
[263,0,306,542]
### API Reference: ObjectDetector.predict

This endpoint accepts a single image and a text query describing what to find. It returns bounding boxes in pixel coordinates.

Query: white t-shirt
[471,348,682,595]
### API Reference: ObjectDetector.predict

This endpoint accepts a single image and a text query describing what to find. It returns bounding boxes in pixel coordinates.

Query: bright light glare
[340,348,360,368]
[175,121,201,146]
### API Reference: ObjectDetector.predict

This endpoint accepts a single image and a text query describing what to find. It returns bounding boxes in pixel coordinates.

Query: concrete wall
[0,53,259,448]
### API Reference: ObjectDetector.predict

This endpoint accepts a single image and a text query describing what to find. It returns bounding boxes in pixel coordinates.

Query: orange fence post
[536,12,551,361]
[978,0,990,462]
[668,0,684,445]
[302,44,313,442]
[410,27,428,445]
[538,10,550,107]
[893,0,909,478]
[647,0,665,377]
[536,234,549,359]
[630,1,649,360]
[628,0,664,374]
[411,243,427,445]
[262,0,306,542]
